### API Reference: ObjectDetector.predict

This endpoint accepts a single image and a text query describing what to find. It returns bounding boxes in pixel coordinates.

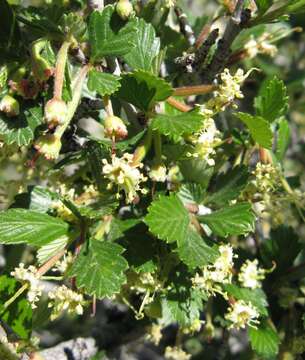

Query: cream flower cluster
[245,33,278,59]
[192,245,236,297]
[252,162,280,193]
[146,323,163,346]
[52,252,74,274]
[148,163,167,182]
[102,153,147,203]
[165,346,191,360]
[48,285,85,320]
[238,259,266,289]
[11,263,43,309]
[208,68,251,111]
[225,300,260,330]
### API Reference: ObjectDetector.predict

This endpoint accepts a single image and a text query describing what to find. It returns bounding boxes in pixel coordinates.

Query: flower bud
[34,134,62,160]
[116,0,133,20]
[44,98,67,127]
[149,163,167,182]
[104,115,128,140]
[0,95,20,117]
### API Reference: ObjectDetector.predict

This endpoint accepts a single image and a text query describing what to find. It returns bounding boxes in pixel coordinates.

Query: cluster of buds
[252,162,281,193]
[225,300,260,330]
[52,252,74,274]
[116,0,134,20]
[0,95,20,117]
[104,115,128,141]
[245,33,278,59]
[192,244,236,297]
[48,285,85,320]
[11,263,44,309]
[102,153,147,203]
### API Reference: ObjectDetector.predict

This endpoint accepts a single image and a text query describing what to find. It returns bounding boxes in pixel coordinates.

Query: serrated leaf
[11,186,58,213]
[224,284,268,316]
[37,235,69,265]
[68,240,128,298]
[89,6,137,61]
[0,106,43,146]
[205,166,249,206]
[249,320,280,358]
[179,158,214,186]
[124,18,160,72]
[115,70,173,112]
[0,275,32,340]
[88,69,121,97]
[151,109,204,141]
[145,194,190,244]
[236,112,273,149]
[255,77,288,123]
[177,230,219,269]
[276,118,290,161]
[161,274,204,326]
[178,183,206,205]
[0,209,69,246]
[198,203,255,237]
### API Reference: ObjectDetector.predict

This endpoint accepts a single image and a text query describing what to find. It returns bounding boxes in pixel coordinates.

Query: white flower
[102,153,147,203]
[164,0,176,8]
[148,163,167,182]
[165,346,191,360]
[48,285,85,320]
[225,300,260,330]
[238,259,266,289]
[11,263,44,309]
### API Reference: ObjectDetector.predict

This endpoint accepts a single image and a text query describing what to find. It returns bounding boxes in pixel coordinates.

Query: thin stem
[166,97,192,112]
[153,131,162,162]
[173,84,216,96]
[54,41,71,100]
[3,283,29,311]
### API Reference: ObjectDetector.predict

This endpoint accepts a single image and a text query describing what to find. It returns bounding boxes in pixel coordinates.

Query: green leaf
[37,235,69,265]
[178,183,206,205]
[161,272,204,326]
[177,230,219,269]
[115,70,173,112]
[249,320,280,358]
[145,194,190,244]
[0,275,32,340]
[151,108,204,141]
[179,158,214,187]
[276,118,290,161]
[261,226,301,273]
[255,0,274,14]
[11,186,58,213]
[124,18,160,72]
[236,112,273,149]
[87,69,121,97]
[255,77,288,123]
[89,6,137,61]
[198,203,255,237]
[0,106,43,146]
[0,209,69,246]
[205,166,250,206]
[68,240,128,298]
[224,284,269,316]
